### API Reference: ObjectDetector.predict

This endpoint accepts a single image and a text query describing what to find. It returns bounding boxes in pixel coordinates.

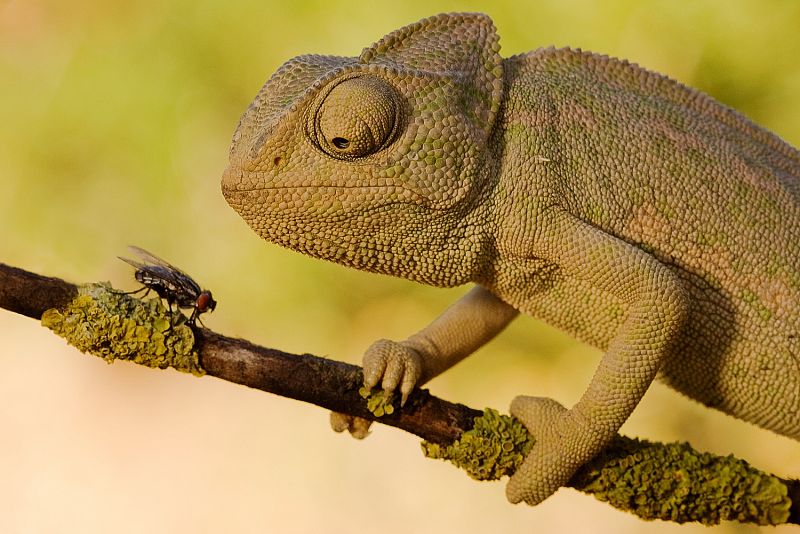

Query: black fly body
[119,246,216,327]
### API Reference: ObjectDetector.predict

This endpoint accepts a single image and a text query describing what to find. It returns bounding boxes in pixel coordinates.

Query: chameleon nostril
[273,156,283,166]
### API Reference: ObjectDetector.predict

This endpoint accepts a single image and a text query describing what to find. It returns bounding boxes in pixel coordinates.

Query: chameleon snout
[221,163,275,194]
[220,164,241,193]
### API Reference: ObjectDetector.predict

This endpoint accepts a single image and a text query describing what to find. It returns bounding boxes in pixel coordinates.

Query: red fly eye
[196,292,211,312]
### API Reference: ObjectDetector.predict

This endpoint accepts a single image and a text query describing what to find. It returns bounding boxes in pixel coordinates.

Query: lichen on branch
[1,263,796,526]
[422,408,532,480]
[359,386,396,417]
[574,436,792,525]
[422,408,792,525]
[41,282,204,376]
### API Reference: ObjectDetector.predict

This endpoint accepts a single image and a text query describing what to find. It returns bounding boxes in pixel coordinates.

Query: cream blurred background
[1,1,799,532]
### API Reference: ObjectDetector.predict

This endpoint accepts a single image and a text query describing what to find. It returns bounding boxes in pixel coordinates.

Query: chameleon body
[222,13,800,505]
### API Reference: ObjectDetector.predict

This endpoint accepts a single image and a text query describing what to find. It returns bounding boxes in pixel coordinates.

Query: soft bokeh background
[1,0,799,532]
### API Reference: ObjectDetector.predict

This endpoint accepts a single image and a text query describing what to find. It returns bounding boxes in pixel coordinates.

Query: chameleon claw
[363,338,423,407]
[400,373,417,406]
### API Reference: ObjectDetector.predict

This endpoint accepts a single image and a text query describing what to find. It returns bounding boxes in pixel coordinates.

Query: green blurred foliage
[1,0,799,451]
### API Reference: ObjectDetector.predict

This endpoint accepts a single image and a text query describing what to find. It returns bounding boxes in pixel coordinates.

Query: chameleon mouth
[222,161,461,212]
[222,163,384,194]
[222,176,433,210]
[222,187,434,229]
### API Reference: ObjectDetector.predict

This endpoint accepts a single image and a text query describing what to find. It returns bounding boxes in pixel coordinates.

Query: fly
[119,245,217,327]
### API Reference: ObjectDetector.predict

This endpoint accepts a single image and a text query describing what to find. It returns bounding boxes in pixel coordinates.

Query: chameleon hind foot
[506,396,610,505]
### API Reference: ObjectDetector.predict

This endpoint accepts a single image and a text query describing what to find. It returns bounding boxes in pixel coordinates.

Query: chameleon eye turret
[312,76,400,159]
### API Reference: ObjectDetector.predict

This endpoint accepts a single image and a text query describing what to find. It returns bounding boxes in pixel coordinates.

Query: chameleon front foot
[362,338,424,406]
[329,339,425,440]
[506,396,609,505]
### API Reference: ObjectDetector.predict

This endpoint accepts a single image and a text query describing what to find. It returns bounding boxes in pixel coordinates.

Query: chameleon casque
[221,13,800,505]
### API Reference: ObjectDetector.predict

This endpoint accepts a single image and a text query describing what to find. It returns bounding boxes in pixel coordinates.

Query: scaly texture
[222,12,800,507]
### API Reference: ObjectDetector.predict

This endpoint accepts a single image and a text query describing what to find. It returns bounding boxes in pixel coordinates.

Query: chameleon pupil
[332,137,350,149]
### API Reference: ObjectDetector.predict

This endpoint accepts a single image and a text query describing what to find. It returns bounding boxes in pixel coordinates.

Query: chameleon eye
[315,76,399,159]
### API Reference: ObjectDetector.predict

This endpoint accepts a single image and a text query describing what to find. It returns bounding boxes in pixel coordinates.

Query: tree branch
[0,263,478,444]
[1,262,797,526]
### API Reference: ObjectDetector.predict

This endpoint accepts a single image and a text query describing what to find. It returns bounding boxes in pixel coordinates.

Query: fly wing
[127,245,179,269]
[118,255,147,271]
[127,245,203,297]
[117,256,155,271]
[119,254,179,297]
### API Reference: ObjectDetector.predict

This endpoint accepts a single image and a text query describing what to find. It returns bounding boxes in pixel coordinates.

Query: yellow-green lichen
[421,408,533,481]
[421,409,791,525]
[576,437,791,525]
[359,386,395,417]
[41,282,204,376]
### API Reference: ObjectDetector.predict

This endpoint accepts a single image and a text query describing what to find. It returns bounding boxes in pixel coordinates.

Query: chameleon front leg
[331,286,519,437]
[365,285,520,402]
[506,212,690,505]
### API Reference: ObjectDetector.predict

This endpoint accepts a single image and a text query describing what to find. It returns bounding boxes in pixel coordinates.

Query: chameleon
[221,12,800,505]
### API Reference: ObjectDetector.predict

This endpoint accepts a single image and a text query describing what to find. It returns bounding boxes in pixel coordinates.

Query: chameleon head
[222,13,504,286]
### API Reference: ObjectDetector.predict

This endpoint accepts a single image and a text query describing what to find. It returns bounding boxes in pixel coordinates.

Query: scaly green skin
[222,13,800,506]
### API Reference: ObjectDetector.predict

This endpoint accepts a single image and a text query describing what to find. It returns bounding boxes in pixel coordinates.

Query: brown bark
[0,262,479,444]
[1,261,797,525]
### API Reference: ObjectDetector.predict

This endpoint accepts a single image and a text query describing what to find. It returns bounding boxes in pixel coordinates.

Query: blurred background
[1,0,799,532]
